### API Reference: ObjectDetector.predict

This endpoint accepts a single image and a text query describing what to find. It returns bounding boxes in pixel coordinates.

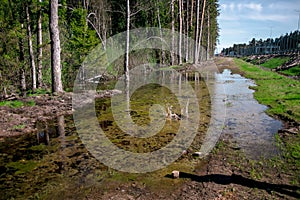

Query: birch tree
[125,0,130,81]
[206,6,210,60]
[178,0,183,64]
[26,4,37,92]
[37,0,43,88]
[171,0,175,65]
[193,0,200,64]
[197,0,206,62]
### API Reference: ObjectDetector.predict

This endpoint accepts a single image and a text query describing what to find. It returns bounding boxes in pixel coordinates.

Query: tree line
[0,0,219,97]
[221,30,300,56]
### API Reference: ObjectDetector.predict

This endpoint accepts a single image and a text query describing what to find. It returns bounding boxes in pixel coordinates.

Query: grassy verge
[234,58,300,122]
[234,58,300,184]
[280,65,300,76]
[261,57,290,69]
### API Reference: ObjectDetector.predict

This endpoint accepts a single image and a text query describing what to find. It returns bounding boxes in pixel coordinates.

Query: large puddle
[216,69,282,158]
[0,68,282,198]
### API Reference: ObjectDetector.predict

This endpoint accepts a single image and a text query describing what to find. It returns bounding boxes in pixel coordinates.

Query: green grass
[12,124,26,129]
[234,58,300,184]
[28,88,50,96]
[0,100,35,108]
[281,65,300,76]
[261,57,290,69]
[234,59,300,123]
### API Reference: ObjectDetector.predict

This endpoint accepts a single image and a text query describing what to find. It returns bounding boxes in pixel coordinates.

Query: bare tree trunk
[37,0,43,88]
[26,5,37,92]
[178,0,183,65]
[125,0,130,82]
[190,0,194,27]
[50,0,63,93]
[185,0,189,61]
[19,23,26,95]
[171,0,175,65]
[197,0,206,62]
[206,6,210,60]
[157,7,165,64]
[194,0,200,64]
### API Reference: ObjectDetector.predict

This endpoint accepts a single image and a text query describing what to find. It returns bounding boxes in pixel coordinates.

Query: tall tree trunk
[50,0,63,93]
[157,6,165,64]
[194,0,200,64]
[19,23,26,95]
[178,0,183,65]
[26,5,37,92]
[206,6,210,60]
[171,0,175,65]
[197,0,206,62]
[185,0,189,61]
[190,0,194,27]
[37,0,43,88]
[124,0,130,82]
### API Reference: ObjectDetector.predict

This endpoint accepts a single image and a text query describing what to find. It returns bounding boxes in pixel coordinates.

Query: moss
[6,160,38,175]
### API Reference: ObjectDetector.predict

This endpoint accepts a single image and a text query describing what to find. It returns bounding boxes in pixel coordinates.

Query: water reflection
[217,69,282,159]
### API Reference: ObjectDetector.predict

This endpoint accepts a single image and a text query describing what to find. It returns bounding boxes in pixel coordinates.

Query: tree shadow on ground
[166,172,300,199]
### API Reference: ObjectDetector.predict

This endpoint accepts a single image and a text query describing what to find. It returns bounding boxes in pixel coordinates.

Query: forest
[221,30,300,56]
[0,0,220,97]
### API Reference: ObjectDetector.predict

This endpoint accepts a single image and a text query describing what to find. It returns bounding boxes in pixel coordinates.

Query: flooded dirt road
[0,58,298,199]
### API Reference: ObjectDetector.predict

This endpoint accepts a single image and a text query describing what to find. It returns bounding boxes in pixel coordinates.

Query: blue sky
[217,0,300,53]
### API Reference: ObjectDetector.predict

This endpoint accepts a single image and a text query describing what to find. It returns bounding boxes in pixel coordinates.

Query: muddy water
[217,69,282,159]
[0,69,282,198]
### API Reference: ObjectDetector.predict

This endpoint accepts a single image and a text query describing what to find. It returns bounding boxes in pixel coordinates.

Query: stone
[172,170,180,179]
[192,152,203,157]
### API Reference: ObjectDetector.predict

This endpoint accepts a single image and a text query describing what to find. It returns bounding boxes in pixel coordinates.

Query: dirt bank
[0,93,73,138]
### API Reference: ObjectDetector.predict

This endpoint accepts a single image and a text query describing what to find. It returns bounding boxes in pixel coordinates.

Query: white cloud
[221,2,263,12]
[229,3,235,11]
[248,13,290,22]
[244,3,263,12]
[221,4,227,11]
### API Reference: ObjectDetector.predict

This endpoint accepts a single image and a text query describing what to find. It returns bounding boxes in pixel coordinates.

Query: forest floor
[0,93,73,139]
[0,58,299,199]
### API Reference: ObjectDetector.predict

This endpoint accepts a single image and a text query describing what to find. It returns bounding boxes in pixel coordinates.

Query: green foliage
[0,100,35,108]
[28,88,50,96]
[261,57,290,69]
[12,124,26,129]
[62,7,100,89]
[0,0,220,94]
[281,65,300,76]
